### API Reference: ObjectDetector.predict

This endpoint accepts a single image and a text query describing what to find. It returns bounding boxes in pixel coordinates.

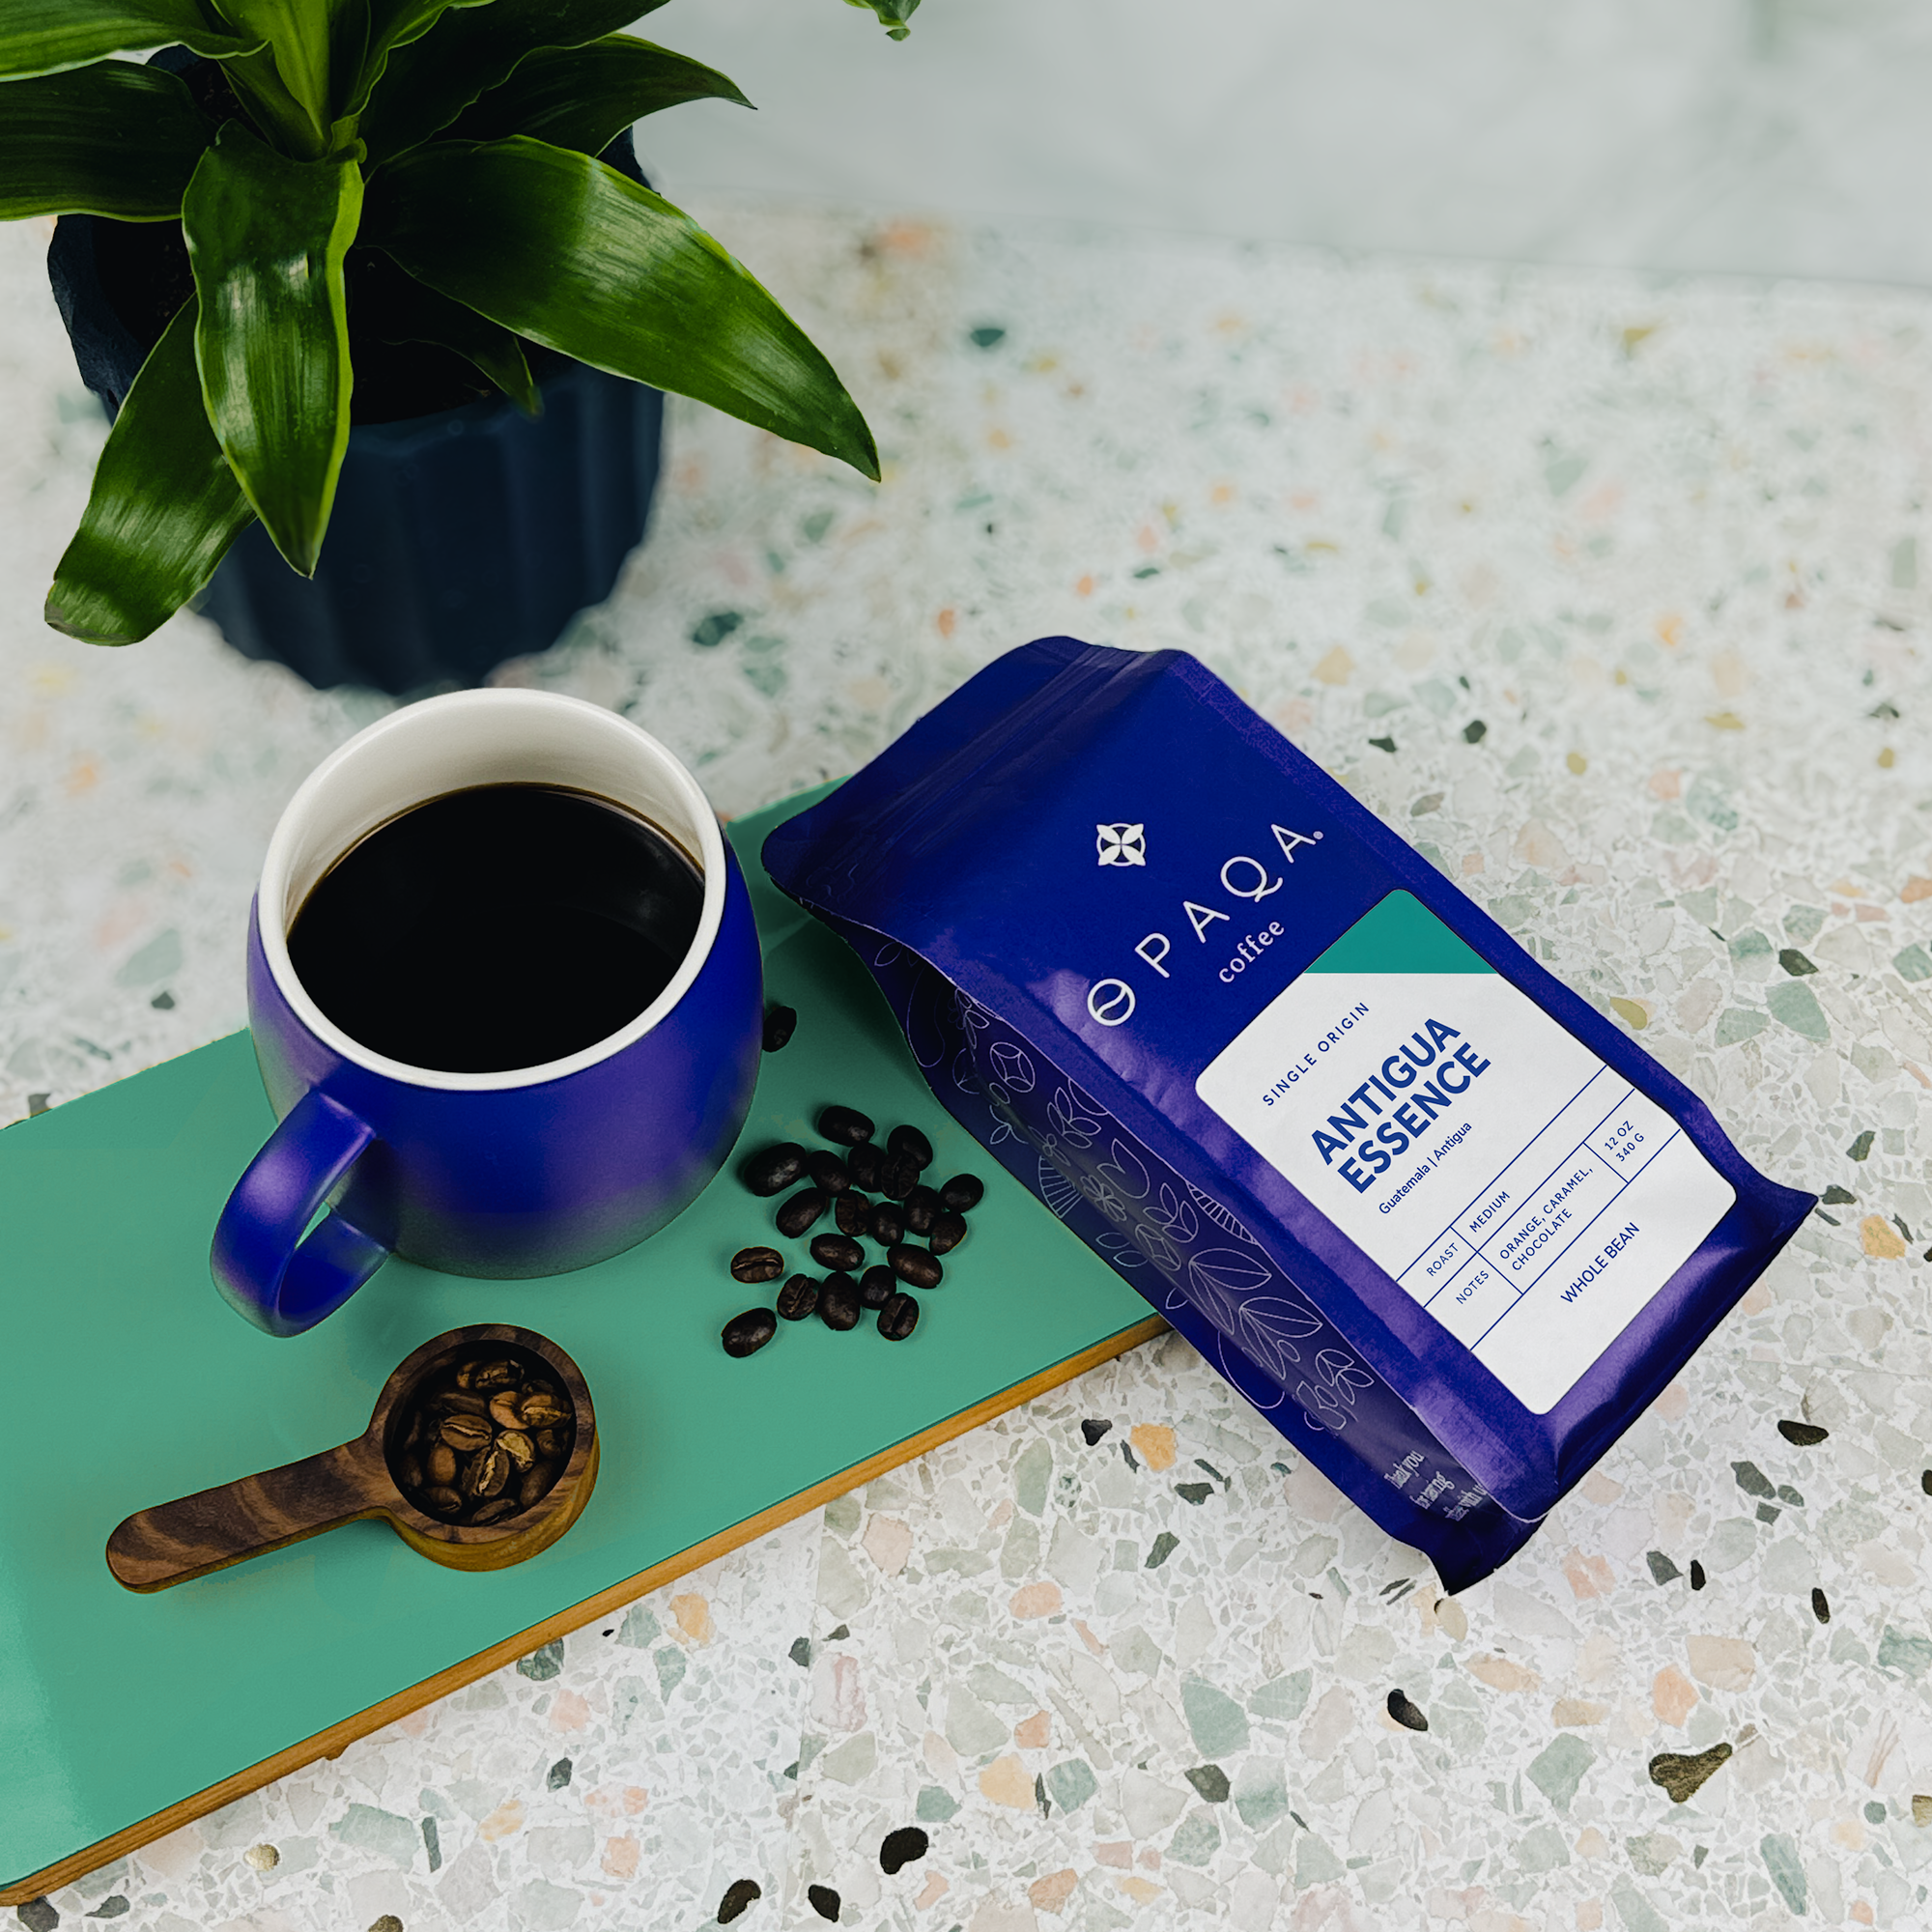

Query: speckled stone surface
[7,197,1932,1929]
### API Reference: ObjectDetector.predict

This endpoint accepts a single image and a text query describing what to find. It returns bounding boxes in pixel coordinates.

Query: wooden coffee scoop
[106,1323,597,1592]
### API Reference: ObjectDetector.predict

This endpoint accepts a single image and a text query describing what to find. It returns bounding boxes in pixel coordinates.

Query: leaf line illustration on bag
[764,638,1813,1589]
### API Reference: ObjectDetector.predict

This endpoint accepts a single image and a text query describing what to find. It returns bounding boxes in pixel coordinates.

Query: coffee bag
[764,639,1811,1587]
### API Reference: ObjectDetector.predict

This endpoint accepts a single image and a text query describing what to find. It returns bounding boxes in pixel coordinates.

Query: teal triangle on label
[1303,891,1495,976]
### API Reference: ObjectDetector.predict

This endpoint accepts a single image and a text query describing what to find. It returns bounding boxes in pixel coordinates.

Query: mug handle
[212,1090,392,1338]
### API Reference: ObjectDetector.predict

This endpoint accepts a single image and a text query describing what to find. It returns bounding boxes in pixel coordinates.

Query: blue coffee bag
[763,639,1811,1588]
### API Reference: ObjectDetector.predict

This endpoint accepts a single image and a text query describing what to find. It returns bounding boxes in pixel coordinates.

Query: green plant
[0,0,906,644]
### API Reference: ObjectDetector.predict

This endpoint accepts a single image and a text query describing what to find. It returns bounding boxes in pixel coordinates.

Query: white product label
[1195,891,1734,1413]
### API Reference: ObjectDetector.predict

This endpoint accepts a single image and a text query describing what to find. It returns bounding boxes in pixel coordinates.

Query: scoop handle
[105,1434,392,1592]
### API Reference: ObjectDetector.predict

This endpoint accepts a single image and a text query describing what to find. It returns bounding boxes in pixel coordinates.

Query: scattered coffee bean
[723,1308,779,1358]
[888,1243,943,1290]
[835,1190,871,1236]
[887,1123,933,1171]
[877,1153,921,1200]
[902,1183,942,1235]
[807,1149,852,1196]
[859,1264,896,1310]
[817,1104,875,1146]
[927,1210,967,1256]
[810,1233,866,1272]
[845,1142,883,1191]
[818,1272,862,1330]
[807,1886,840,1923]
[730,1244,786,1284]
[879,1825,929,1873]
[718,1878,762,1925]
[777,1274,820,1321]
[868,1202,907,1246]
[740,1142,807,1197]
[774,1189,829,1237]
[939,1173,984,1211]
[391,1348,575,1529]
[761,1004,797,1052]
[877,1292,920,1341]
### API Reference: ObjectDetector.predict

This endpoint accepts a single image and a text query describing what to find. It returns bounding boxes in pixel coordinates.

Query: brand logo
[1096,823,1146,867]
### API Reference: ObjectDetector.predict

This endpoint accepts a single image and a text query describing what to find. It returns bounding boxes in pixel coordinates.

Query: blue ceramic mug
[213,690,763,1337]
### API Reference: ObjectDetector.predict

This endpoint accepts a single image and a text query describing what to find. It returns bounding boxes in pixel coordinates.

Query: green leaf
[0,61,209,220]
[370,138,878,478]
[358,0,668,163]
[369,261,540,414]
[843,0,920,37]
[0,0,263,79]
[183,121,362,574]
[450,36,751,155]
[217,0,356,148]
[45,297,256,645]
[331,0,495,135]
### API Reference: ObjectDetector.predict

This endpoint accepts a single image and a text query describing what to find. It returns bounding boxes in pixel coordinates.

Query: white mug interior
[258,689,727,1093]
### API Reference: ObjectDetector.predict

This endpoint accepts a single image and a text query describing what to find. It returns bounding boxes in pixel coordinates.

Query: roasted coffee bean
[876,1153,920,1201]
[777,1274,820,1321]
[520,1464,554,1511]
[466,1443,511,1499]
[470,1497,520,1525]
[422,1485,464,1517]
[868,1203,907,1247]
[730,1244,786,1284]
[521,1390,570,1429]
[440,1414,494,1455]
[939,1172,984,1212]
[535,1427,568,1459]
[470,1359,520,1390]
[817,1103,875,1146]
[762,1003,798,1052]
[740,1142,808,1197]
[903,1184,942,1235]
[431,1388,489,1417]
[397,1452,424,1491]
[807,1149,852,1196]
[928,1210,967,1256]
[818,1271,862,1330]
[845,1142,883,1191]
[877,1292,921,1341]
[859,1264,896,1310]
[835,1190,871,1236]
[888,1243,943,1290]
[888,1123,934,1171]
[810,1233,866,1272]
[723,1307,779,1358]
[427,1443,459,1486]
[487,1390,525,1430]
[774,1189,829,1237]
[498,1429,536,1470]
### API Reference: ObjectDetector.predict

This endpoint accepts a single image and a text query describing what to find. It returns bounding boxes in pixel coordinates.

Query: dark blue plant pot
[46,143,663,695]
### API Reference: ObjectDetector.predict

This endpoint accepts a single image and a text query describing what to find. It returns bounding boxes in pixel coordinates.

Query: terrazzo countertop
[5,197,1932,1932]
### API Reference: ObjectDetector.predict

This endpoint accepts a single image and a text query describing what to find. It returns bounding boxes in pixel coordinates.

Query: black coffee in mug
[289,783,703,1074]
